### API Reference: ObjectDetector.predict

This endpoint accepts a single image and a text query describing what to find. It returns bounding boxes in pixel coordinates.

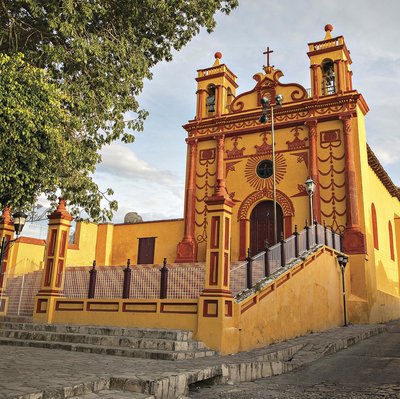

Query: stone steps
[69,391,154,399]
[0,322,193,339]
[0,322,216,361]
[0,328,207,351]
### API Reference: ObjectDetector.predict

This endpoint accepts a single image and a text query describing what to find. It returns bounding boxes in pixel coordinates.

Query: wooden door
[250,201,283,255]
[137,237,155,264]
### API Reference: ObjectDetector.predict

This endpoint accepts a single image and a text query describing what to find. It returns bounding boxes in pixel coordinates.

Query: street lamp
[0,211,28,287]
[305,177,316,225]
[259,94,284,244]
[337,253,349,326]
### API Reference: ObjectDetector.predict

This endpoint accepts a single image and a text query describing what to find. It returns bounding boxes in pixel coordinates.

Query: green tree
[0,53,117,219]
[0,0,238,219]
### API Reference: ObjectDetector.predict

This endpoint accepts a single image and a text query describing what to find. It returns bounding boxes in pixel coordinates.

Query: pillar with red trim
[0,207,14,314]
[196,186,239,353]
[34,198,73,323]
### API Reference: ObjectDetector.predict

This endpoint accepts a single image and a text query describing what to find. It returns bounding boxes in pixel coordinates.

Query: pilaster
[34,198,73,323]
[341,116,366,254]
[196,194,238,354]
[176,139,198,262]
[0,207,14,314]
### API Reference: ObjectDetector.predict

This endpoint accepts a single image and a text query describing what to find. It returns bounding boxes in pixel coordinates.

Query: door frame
[237,189,295,260]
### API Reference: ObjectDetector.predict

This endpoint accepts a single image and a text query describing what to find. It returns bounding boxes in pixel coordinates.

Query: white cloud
[97,0,400,219]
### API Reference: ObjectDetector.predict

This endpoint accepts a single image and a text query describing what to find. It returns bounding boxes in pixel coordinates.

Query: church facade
[1,25,399,352]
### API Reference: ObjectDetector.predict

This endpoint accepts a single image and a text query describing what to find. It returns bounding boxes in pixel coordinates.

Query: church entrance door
[250,201,283,255]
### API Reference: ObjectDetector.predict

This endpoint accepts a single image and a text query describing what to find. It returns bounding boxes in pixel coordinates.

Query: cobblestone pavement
[0,322,396,398]
[188,320,400,399]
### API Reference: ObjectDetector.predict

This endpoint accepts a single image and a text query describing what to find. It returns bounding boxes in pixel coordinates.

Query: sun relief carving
[245,153,287,191]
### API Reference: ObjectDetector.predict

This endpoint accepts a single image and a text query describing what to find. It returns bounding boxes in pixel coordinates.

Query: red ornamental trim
[237,189,295,221]
[286,127,308,150]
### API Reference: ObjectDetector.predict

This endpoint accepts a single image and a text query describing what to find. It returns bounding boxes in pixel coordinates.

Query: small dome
[124,212,143,224]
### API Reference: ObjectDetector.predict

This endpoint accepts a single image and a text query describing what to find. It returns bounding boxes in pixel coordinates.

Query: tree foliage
[0,53,117,219]
[0,0,238,219]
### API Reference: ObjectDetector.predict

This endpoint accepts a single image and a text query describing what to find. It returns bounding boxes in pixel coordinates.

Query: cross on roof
[263,46,274,68]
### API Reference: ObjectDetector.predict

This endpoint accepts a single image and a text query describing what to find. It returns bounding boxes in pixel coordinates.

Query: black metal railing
[231,221,342,297]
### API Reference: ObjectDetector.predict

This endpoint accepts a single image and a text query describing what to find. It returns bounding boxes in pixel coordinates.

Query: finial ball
[214,51,222,59]
[324,24,333,32]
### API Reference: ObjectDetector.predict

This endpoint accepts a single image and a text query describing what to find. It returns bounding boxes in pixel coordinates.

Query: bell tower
[195,52,238,120]
[308,24,354,98]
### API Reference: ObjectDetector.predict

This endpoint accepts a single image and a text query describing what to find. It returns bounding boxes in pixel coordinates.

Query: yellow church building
[0,25,399,354]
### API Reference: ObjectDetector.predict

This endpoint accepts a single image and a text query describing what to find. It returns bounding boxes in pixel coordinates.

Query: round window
[256,160,273,179]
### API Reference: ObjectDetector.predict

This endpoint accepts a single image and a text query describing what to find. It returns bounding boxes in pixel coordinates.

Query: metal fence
[231,222,342,297]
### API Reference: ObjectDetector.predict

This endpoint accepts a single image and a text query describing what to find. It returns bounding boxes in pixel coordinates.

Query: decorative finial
[48,197,73,221]
[56,197,67,212]
[324,24,333,40]
[213,51,222,66]
[0,206,12,225]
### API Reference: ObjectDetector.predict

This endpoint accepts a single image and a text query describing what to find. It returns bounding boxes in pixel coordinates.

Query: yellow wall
[8,238,45,276]
[35,246,345,354]
[67,221,98,266]
[36,298,198,332]
[110,219,184,265]
[361,167,400,321]
[231,247,344,352]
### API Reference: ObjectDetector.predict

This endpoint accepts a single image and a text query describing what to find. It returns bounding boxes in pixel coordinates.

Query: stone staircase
[0,321,216,360]
[70,392,154,399]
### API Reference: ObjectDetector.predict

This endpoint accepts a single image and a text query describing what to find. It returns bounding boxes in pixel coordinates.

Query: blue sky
[26,0,400,235]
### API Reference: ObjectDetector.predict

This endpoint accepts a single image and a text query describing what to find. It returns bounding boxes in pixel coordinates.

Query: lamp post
[305,178,316,225]
[337,253,349,326]
[0,211,28,286]
[260,94,283,244]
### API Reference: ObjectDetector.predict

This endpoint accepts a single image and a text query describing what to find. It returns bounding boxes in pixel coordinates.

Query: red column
[341,115,366,253]
[305,120,321,223]
[196,90,204,121]
[334,60,343,94]
[215,85,222,117]
[310,64,319,99]
[0,207,14,293]
[176,139,198,262]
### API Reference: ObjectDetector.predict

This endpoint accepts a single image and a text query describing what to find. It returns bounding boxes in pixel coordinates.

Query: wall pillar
[196,89,204,121]
[196,192,238,354]
[176,139,198,262]
[341,116,366,254]
[215,85,222,117]
[0,207,14,314]
[306,120,321,223]
[334,60,343,94]
[310,64,319,99]
[34,198,73,323]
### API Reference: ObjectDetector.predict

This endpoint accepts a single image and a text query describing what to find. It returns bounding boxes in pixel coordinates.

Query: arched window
[321,59,335,95]
[388,221,395,260]
[226,87,233,111]
[371,203,379,250]
[206,84,216,113]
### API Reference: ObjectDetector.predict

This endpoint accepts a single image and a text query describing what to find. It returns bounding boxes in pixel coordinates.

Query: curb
[12,324,387,399]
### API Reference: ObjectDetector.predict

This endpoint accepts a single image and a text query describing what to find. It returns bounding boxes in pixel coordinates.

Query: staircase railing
[230,221,342,297]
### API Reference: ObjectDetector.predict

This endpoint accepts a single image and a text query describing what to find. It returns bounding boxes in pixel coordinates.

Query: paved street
[189,320,400,398]
[0,321,397,398]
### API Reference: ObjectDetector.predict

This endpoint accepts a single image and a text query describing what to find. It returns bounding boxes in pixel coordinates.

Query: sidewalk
[0,322,387,399]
